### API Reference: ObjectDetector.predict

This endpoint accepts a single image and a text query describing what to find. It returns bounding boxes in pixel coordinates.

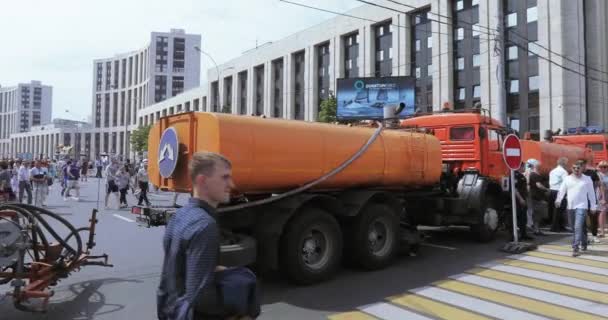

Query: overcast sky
[0,0,359,122]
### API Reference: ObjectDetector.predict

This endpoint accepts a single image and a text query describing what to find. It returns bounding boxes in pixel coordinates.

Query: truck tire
[280,208,343,285]
[219,234,257,267]
[471,195,500,242]
[348,204,400,270]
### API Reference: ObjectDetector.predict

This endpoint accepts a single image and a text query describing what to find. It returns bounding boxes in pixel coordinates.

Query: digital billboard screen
[336,76,415,120]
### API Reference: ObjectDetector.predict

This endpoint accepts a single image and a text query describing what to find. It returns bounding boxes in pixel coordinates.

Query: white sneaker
[63,197,68,201]
[72,197,80,202]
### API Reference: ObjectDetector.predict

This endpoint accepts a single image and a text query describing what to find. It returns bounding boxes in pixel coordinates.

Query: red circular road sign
[503,134,522,170]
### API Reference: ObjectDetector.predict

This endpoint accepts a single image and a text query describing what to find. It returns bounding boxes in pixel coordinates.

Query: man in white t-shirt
[18,161,32,204]
[556,161,598,256]
[549,157,569,231]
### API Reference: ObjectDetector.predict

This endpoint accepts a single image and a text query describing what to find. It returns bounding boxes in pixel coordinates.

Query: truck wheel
[220,234,257,267]
[471,195,500,242]
[348,204,400,270]
[280,208,343,285]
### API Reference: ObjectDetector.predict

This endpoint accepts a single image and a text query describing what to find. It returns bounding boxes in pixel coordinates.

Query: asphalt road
[0,177,572,319]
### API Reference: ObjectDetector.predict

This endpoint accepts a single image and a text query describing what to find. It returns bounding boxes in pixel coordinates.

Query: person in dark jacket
[157,152,259,320]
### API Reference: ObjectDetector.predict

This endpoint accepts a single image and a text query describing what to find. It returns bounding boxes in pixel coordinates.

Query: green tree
[318,95,338,123]
[130,124,152,154]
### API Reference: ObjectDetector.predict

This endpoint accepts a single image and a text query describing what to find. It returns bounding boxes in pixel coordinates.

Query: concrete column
[231,74,238,115]
[432,0,454,111]
[247,67,255,115]
[481,0,500,121]
[264,61,272,116]
[330,36,339,95]
[284,54,291,119]
[401,14,411,77]
[362,24,374,77]
[583,0,608,127]
[304,46,314,121]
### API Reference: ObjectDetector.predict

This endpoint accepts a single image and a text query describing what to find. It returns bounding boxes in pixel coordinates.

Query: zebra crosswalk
[329,243,608,320]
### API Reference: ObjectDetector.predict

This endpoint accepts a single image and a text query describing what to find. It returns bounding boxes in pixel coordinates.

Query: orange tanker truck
[551,127,608,167]
[134,110,590,284]
[136,112,442,284]
[401,110,591,240]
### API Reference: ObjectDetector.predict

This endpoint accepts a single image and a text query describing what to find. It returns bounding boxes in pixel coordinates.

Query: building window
[428,64,433,77]
[343,32,359,78]
[374,21,392,77]
[473,54,481,67]
[509,80,519,93]
[457,88,466,101]
[456,57,465,70]
[472,0,479,6]
[472,24,480,37]
[415,40,421,51]
[528,41,540,56]
[456,28,464,40]
[507,46,518,60]
[527,7,537,23]
[456,0,464,11]
[415,67,421,78]
[473,85,481,98]
[507,13,517,27]
[529,75,539,91]
[427,36,432,48]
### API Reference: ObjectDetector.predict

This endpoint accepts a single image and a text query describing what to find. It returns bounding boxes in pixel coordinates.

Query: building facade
[0,81,52,158]
[89,29,201,159]
[9,119,92,160]
[196,0,607,139]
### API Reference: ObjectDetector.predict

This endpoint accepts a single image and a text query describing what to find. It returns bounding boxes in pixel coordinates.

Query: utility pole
[495,0,507,127]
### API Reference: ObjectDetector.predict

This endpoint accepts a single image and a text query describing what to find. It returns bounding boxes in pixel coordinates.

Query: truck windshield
[450,127,475,141]
[587,143,604,151]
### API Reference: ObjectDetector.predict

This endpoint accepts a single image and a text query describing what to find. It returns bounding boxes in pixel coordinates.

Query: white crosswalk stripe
[478,262,608,293]
[359,302,433,320]
[411,286,551,320]
[509,254,608,275]
[451,273,608,317]
[537,247,608,263]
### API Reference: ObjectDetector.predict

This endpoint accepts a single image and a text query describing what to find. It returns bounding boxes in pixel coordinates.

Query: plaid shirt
[157,198,220,320]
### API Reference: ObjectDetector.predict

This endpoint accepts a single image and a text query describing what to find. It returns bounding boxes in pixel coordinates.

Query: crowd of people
[511,156,608,256]
[0,156,152,209]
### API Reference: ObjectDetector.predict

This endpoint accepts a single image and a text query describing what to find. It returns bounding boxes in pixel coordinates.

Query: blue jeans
[569,209,588,250]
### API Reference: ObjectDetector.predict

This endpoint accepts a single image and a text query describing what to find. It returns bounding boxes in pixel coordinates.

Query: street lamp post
[194,46,232,113]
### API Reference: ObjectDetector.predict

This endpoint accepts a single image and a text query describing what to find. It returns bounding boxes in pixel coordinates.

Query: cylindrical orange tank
[148,112,443,194]
[521,140,592,175]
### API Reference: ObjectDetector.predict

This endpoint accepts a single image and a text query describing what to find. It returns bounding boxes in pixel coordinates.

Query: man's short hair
[189,152,231,182]
[557,157,568,167]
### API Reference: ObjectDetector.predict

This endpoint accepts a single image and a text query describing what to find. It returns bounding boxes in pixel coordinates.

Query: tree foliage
[130,124,152,154]
[318,95,338,123]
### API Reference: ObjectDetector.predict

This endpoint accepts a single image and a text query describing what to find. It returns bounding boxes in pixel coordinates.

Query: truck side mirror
[478,127,487,139]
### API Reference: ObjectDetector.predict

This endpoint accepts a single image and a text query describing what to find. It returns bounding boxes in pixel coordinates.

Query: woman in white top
[597,161,608,237]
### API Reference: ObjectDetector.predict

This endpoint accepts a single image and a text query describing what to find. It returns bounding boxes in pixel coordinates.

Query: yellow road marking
[328,311,378,320]
[435,279,607,320]
[390,294,490,320]
[498,258,608,284]
[525,251,608,268]
[469,267,608,304]
[540,244,571,251]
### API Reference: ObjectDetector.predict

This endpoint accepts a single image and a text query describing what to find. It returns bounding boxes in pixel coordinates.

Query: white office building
[0,81,52,158]
[90,29,201,159]
[144,0,608,140]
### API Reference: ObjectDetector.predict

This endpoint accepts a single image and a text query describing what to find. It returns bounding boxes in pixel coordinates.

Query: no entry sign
[503,134,522,170]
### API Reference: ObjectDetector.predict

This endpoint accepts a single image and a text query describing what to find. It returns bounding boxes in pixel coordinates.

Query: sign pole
[510,169,518,243]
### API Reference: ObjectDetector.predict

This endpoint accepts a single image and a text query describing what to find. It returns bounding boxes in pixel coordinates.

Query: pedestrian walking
[549,157,569,232]
[117,166,130,208]
[104,160,120,209]
[528,159,550,235]
[136,162,151,207]
[30,161,47,207]
[597,161,608,237]
[581,159,601,242]
[17,161,32,204]
[157,152,260,320]
[60,160,71,198]
[81,160,89,182]
[511,162,533,241]
[95,157,103,178]
[556,161,598,256]
[0,161,15,201]
[64,161,80,201]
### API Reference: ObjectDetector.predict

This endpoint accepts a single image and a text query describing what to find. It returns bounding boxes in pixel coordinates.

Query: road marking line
[541,244,573,252]
[543,243,608,252]
[499,258,608,284]
[509,254,608,275]
[420,243,458,250]
[390,293,492,320]
[477,263,608,293]
[435,279,607,320]
[358,302,434,320]
[396,287,547,320]
[524,251,608,269]
[328,311,379,320]
[112,214,135,223]
[452,273,608,317]
[538,247,608,263]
